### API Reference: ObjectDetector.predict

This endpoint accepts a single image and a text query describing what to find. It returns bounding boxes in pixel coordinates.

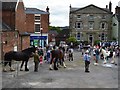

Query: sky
[23,0,120,27]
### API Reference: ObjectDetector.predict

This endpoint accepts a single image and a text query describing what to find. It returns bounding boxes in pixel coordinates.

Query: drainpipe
[20,35,22,50]
[0,32,2,62]
[118,22,120,47]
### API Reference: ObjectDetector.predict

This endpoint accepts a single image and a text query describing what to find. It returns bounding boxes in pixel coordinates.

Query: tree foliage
[67,36,77,43]
[49,26,61,33]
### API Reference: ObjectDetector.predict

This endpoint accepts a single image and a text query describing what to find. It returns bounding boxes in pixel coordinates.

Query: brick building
[69,2,113,45]
[1,1,21,60]
[0,0,50,60]
[0,22,19,60]
[25,7,49,47]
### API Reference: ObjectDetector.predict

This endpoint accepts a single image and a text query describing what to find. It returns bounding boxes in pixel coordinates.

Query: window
[89,15,94,20]
[102,15,106,19]
[75,22,83,29]
[77,33,80,40]
[101,33,105,40]
[35,16,40,20]
[89,22,94,30]
[35,14,41,21]
[77,15,81,19]
[35,24,40,32]
[100,22,106,30]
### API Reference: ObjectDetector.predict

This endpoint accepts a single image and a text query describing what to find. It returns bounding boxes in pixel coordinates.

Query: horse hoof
[111,61,115,64]
[64,66,67,68]
[20,68,23,71]
[3,69,7,72]
[54,68,58,70]
[25,69,29,71]
[49,68,53,70]
[10,68,15,71]
[10,69,15,72]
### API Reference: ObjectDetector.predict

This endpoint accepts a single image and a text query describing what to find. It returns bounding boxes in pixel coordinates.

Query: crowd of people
[32,42,119,73]
[33,45,72,71]
[81,42,119,73]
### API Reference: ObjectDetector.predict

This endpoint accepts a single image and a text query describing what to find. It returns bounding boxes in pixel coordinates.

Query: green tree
[49,26,61,33]
[67,36,77,43]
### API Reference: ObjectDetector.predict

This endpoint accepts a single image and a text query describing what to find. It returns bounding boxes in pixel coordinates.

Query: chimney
[106,5,108,9]
[70,4,71,8]
[46,6,49,12]
[109,1,112,12]
[115,6,120,14]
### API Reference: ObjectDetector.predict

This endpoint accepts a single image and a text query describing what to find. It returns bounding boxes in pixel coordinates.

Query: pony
[100,47,116,64]
[3,46,36,72]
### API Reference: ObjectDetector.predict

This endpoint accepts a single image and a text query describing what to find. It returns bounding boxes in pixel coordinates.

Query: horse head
[22,46,36,57]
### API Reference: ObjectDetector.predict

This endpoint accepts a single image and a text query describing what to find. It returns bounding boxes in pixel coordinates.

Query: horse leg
[9,61,15,71]
[63,61,66,68]
[62,57,66,68]
[20,60,24,71]
[71,53,73,61]
[49,58,54,70]
[3,61,8,72]
[111,55,115,64]
[103,56,107,64]
[54,58,58,70]
[25,60,29,71]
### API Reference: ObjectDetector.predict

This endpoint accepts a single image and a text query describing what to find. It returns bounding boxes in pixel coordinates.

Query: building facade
[69,3,113,45]
[25,7,49,47]
[112,2,120,45]
[0,0,50,60]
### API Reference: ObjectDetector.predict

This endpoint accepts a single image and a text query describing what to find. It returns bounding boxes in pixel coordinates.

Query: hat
[86,50,89,53]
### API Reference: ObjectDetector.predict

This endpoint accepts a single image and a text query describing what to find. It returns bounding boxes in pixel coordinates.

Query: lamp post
[40,28,43,48]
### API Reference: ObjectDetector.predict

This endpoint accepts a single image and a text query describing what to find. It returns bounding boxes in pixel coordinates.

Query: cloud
[23,0,119,26]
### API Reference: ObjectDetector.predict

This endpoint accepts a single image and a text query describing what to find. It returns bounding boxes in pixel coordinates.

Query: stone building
[69,2,113,45]
[112,2,120,46]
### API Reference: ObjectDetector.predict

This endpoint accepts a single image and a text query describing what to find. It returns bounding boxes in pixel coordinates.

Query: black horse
[3,46,36,72]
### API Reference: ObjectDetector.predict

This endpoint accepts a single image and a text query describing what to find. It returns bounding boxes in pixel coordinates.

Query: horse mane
[22,47,36,55]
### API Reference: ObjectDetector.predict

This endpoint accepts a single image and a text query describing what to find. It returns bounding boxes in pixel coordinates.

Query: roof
[19,32,30,36]
[2,2,17,11]
[70,4,112,14]
[0,22,12,31]
[48,30,58,35]
[25,8,49,14]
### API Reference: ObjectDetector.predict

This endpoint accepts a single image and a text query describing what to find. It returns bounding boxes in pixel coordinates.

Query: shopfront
[30,34,48,47]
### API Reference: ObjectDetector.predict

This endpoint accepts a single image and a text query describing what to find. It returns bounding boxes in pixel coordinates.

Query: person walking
[68,47,74,61]
[33,50,39,72]
[94,47,100,65]
[83,50,91,73]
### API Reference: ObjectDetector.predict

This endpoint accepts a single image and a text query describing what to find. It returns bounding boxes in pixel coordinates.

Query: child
[39,55,43,65]
[46,49,51,63]
[83,50,91,73]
